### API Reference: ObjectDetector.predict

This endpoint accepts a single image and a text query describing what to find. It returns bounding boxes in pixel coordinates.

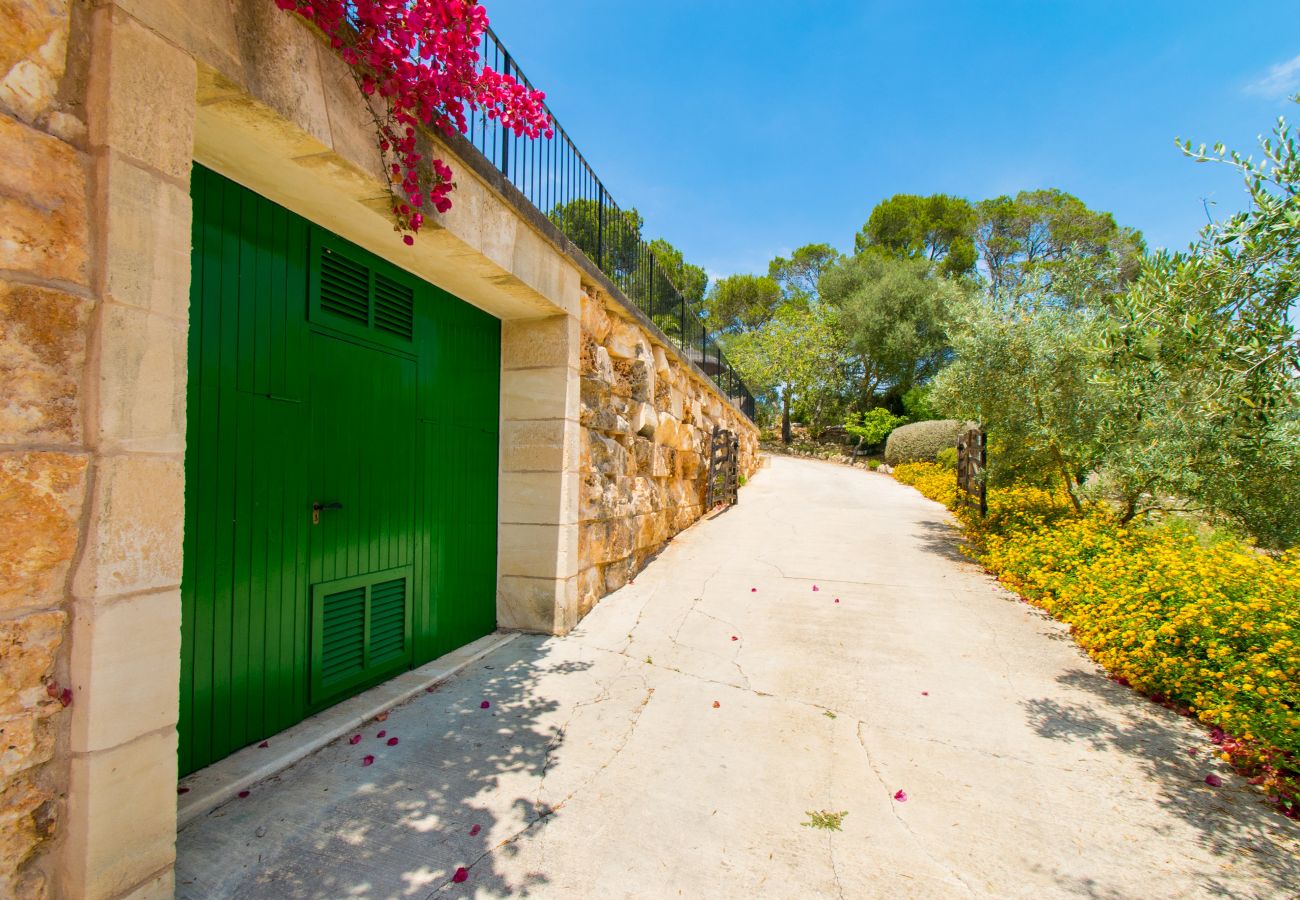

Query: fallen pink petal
[387,737,399,746]
[730,635,738,641]
[751,587,757,592]
[238,790,250,798]
[258,740,269,748]
[362,755,375,767]
[812,585,820,591]
[1204,774,1223,787]
[921,691,929,696]
[377,730,386,739]
[469,824,481,836]
[1186,748,1196,756]
[177,787,190,795]
[452,867,469,884]
[349,734,362,745]
[894,790,908,802]
[480,700,491,709]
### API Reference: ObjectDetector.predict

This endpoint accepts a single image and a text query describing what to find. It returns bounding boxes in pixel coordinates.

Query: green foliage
[935,446,958,470]
[927,101,1300,547]
[802,810,848,831]
[548,198,644,286]
[929,254,1118,507]
[855,193,977,277]
[1093,100,1300,547]
[648,237,708,307]
[901,384,939,421]
[867,459,881,471]
[883,419,963,465]
[974,188,1144,296]
[845,407,908,448]
[768,243,842,301]
[821,253,966,401]
[725,301,848,437]
[704,273,786,334]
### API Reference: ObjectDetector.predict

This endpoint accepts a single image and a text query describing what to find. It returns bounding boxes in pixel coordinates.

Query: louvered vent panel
[368,577,407,663]
[320,586,366,686]
[319,249,370,326]
[373,275,415,340]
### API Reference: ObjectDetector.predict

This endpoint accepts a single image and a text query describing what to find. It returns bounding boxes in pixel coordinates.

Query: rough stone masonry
[576,289,758,618]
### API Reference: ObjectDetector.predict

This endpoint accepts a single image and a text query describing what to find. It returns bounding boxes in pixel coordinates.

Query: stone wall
[0,1,88,896]
[576,289,758,616]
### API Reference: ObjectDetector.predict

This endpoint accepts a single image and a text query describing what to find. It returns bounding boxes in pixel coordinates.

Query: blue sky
[483,1,1300,282]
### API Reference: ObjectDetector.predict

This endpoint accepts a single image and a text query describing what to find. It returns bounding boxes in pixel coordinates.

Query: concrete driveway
[176,455,1299,899]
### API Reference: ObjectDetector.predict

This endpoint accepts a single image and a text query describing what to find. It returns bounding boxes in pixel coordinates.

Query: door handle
[312,501,343,524]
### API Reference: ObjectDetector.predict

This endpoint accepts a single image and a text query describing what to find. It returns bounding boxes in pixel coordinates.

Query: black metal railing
[461,28,756,421]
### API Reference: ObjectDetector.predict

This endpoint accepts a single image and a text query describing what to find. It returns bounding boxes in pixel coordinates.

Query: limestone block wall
[0,1,89,897]
[576,289,758,616]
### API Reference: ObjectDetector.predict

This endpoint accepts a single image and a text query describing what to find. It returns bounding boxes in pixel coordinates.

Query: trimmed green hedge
[884,419,962,466]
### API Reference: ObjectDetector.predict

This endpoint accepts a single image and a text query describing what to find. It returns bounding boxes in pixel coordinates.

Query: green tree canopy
[854,193,977,278]
[703,273,786,334]
[768,243,842,302]
[548,198,644,286]
[821,253,967,403]
[974,189,1144,295]
[725,301,848,441]
[648,237,708,308]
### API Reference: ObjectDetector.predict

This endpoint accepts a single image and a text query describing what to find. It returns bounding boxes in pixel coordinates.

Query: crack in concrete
[827,832,845,900]
[428,684,656,897]
[854,721,978,897]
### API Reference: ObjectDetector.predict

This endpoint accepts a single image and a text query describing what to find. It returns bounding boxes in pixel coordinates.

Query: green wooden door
[306,333,417,707]
[181,165,502,775]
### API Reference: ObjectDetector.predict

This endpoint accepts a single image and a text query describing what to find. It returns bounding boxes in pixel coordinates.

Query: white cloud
[1245,54,1300,98]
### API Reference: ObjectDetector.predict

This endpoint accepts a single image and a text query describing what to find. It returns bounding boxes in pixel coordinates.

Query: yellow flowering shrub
[894,461,1300,814]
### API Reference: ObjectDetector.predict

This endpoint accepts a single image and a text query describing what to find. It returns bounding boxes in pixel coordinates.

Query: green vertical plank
[285,214,310,731]
[178,165,205,775]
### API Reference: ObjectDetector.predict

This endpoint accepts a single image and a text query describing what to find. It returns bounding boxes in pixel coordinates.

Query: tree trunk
[781,389,792,444]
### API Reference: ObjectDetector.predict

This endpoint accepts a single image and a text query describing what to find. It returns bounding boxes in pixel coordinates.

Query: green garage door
[179,165,501,775]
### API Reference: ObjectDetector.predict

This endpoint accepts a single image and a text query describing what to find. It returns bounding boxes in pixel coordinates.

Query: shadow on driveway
[177,645,593,898]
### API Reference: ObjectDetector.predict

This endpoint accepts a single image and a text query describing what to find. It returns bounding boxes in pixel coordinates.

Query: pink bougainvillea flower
[177,786,190,795]
[377,730,387,739]
[751,587,757,592]
[1204,774,1223,787]
[834,598,840,604]
[387,737,399,746]
[469,824,481,836]
[812,585,820,592]
[452,867,469,884]
[258,741,269,748]
[712,700,721,709]
[238,790,250,799]
[480,700,491,709]
[730,636,738,642]
[349,734,362,745]
[402,235,414,246]
[921,691,929,696]
[893,790,908,802]
[58,688,73,707]
[1186,748,1197,757]
[426,686,435,693]
[362,755,375,767]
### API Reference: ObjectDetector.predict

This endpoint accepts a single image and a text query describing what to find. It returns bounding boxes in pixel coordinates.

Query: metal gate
[179,166,501,774]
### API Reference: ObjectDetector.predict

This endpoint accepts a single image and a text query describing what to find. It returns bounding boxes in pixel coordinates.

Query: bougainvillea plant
[274,0,553,243]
